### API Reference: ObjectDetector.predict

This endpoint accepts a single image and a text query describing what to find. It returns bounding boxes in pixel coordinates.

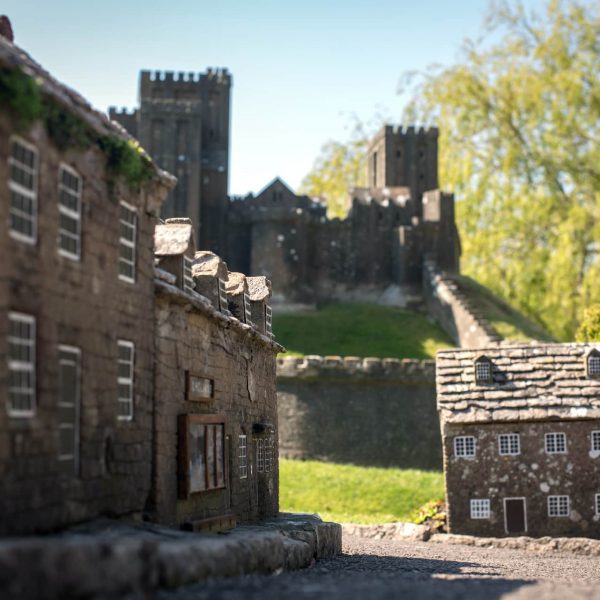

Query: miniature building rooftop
[154,218,194,256]
[247,276,272,302]
[192,251,227,278]
[437,343,600,425]
[0,36,173,188]
[225,272,246,295]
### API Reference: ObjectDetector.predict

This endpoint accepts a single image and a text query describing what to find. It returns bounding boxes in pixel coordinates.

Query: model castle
[110,73,460,306]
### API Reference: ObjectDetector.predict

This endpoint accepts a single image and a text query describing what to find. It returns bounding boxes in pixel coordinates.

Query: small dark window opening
[474,356,493,384]
[586,350,600,378]
[396,150,402,158]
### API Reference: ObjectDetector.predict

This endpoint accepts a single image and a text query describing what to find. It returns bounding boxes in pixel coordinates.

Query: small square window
[474,357,492,384]
[498,433,520,456]
[470,499,490,519]
[592,431,600,453]
[545,432,567,454]
[547,495,570,517]
[454,435,476,458]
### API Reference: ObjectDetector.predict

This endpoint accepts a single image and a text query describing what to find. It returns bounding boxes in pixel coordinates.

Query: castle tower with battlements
[110,68,231,254]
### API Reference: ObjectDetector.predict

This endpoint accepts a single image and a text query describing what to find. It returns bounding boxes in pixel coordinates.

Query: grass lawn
[279,459,445,524]
[273,303,454,359]
[457,276,554,342]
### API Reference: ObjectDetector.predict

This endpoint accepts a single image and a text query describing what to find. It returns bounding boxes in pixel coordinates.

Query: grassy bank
[273,303,454,359]
[279,459,445,524]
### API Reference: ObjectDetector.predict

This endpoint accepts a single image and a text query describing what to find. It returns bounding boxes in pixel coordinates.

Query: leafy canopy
[575,304,600,342]
[405,0,600,341]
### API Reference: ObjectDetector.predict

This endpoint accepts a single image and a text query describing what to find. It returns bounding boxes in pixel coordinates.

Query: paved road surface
[153,534,600,599]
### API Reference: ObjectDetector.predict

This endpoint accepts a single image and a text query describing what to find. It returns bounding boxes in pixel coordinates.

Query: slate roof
[247,276,271,302]
[0,36,174,187]
[154,218,194,256]
[437,343,600,425]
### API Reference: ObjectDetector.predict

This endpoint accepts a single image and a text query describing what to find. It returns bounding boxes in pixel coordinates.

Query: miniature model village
[1,15,599,552]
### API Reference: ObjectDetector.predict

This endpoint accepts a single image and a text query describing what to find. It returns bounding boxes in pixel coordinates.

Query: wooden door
[504,497,527,534]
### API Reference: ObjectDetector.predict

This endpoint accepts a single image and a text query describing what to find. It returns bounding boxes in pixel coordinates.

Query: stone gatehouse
[437,344,600,538]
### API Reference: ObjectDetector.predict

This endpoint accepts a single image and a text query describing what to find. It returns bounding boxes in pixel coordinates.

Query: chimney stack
[0,16,13,42]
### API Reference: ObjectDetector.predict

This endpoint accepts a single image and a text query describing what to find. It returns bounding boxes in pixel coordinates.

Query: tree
[575,304,600,342]
[404,0,600,340]
[299,121,370,218]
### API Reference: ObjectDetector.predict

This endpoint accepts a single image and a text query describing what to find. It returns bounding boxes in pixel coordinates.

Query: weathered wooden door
[504,497,527,534]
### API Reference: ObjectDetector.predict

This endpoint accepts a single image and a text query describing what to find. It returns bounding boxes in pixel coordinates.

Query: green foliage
[273,303,454,359]
[404,0,600,341]
[279,459,445,524]
[457,275,554,341]
[0,67,43,126]
[299,121,369,218]
[575,304,600,341]
[0,65,154,190]
[410,500,447,532]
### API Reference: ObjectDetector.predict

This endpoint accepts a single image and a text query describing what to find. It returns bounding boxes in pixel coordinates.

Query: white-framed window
[117,340,134,421]
[58,345,81,475]
[470,499,491,519]
[58,165,82,260]
[9,136,38,243]
[474,357,492,384]
[183,255,194,293]
[118,202,136,283]
[454,435,476,458]
[591,431,600,453]
[239,434,248,479]
[498,433,521,456]
[547,495,570,517]
[545,432,567,454]
[595,493,600,517]
[243,292,253,326]
[264,436,274,473]
[265,305,272,336]
[256,438,265,473]
[218,278,228,313]
[7,312,36,417]
[587,352,600,378]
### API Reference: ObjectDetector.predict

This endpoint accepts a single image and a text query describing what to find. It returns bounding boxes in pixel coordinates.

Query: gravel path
[153,534,600,599]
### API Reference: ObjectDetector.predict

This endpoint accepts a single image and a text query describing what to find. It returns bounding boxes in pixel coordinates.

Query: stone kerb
[277,355,435,383]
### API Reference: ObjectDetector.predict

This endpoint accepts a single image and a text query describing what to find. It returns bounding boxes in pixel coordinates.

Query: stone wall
[423,260,500,348]
[0,116,167,535]
[153,280,280,527]
[277,356,442,470]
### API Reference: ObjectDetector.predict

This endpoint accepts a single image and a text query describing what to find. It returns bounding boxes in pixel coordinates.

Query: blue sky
[7,1,547,195]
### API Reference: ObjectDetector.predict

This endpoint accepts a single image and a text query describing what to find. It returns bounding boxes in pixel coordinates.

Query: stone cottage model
[0,33,281,535]
[153,221,281,530]
[437,344,600,538]
[0,33,174,534]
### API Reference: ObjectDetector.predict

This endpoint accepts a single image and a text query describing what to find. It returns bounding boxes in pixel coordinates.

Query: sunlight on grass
[273,303,454,359]
[279,459,445,524]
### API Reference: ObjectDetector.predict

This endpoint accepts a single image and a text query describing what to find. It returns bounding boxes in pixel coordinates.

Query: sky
[7,0,548,195]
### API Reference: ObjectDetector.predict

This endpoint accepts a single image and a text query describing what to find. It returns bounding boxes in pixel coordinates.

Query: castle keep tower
[367,125,438,213]
[110,69,231,254]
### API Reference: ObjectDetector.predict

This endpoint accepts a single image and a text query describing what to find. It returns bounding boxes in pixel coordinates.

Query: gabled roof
[154,218,194,256]
[0,36,174,187]
[437,343,600,425]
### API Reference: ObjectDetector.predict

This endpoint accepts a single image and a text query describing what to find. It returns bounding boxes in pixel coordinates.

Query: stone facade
[152,221,281,529]
[110,69,231,255]
[0,37,281,536]
[437,344,600,538]
[0,37,174,534]
[277,356,441,470]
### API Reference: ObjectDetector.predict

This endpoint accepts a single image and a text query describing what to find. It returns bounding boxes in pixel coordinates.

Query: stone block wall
[153,282,279,527]
[0,116,165,534]
[277,356,442,470]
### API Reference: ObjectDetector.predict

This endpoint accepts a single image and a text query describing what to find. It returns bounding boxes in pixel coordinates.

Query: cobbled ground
[152,534,600,599]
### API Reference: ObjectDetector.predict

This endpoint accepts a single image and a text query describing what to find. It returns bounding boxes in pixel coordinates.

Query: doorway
[504,497,527,534]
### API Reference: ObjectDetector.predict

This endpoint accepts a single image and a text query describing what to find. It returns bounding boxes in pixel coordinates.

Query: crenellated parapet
[277,355,435,383]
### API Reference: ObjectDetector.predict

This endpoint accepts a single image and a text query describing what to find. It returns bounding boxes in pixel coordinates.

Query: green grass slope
[457,276,554,342]
[273,303,454,359]
[279,459,445,524]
